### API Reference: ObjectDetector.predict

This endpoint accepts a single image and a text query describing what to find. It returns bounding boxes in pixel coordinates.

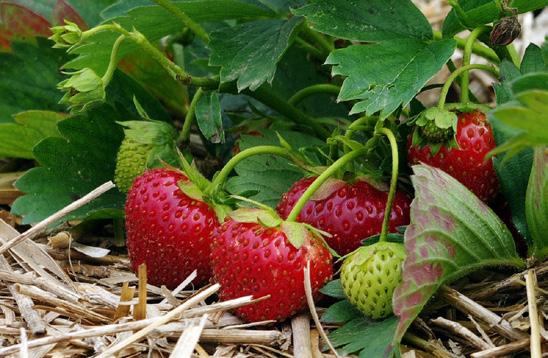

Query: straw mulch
[0,181,545,358]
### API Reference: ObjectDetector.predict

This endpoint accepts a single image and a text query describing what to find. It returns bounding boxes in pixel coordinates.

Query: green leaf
[66,1,275,74]
[196,91,224,144]
[526,147,548,261]
[209,17,303,92]
[392,164,524,344]
[320,279,346,299]
[0,111,64,159]
[521,44,547,74]
[225,129,323,208]
[11,104,125,224]
[442,0,548,37]
[280,221,307,248]
[490,89,548,155]
[0,39,66,123]
[321,299,361,324]
[329,316,398,357]
[293,0,432,41]
[327,39,456,117]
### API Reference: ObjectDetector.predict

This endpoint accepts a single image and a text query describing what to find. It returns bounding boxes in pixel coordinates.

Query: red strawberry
[125,168,219,288]
[210,211,333,322]
[277,178,411,255]
[407,110,498,202]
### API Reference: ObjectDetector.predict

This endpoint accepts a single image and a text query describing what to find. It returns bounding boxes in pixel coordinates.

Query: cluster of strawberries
[124,110,499,323]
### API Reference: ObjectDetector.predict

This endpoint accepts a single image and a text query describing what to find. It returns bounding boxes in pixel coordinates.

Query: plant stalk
[288,84,340,106]
[461,26,490,103]
[208,146,294,197]
[376,128,399,243]
[286,148,368,222]
[101,34,126,86]
[178,88,204,145]
[438,64,499,109]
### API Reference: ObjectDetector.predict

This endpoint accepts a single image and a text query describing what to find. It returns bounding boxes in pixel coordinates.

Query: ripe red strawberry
[125,168,219,288]
[276,178,411,255]
[407,110,498,202]
[210,212,333,322]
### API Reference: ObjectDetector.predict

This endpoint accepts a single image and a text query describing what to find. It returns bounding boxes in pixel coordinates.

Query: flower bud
[49,20,83,48]
[58,68,105,112]
[490,16,521,46]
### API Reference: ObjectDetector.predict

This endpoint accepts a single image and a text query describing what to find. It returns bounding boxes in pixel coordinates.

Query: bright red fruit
[277,178,411,255]
[210,219,333,322]
[407,110,498,202]
[125,168,219,288]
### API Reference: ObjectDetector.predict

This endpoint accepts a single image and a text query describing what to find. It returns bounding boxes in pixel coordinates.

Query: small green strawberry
[341,241,406,319]
[114,120,177,193]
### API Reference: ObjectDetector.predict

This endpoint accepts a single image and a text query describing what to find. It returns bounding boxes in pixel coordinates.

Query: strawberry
[114,120,177,193]
[125,168,219,288]
[407,110,498,202]
[341,242,406,319]
[210,209,333,322]
[276,177,411,255]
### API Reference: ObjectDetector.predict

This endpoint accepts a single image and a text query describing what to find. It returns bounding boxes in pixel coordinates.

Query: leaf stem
[178,88,203,145]
[101,34,126,86]
[438,64,499,109]
[461,26,490,103]
[295,37,324,60]
[433,31,500,64]
[300,24,333,57]
[208,146,294,197]
[376,128,399,243]
[505,43,521,68]
[286,148,368,222]
[150,0,209,43]
[288,84,340,106]
[245,86,330,138]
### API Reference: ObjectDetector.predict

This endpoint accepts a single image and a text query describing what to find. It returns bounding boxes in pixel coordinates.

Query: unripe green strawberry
[341,242,406,319]
[114,139,153,193]
[114,120,177,193]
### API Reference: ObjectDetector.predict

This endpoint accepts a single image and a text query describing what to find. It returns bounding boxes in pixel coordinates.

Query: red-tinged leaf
[53,0,87,29]
[392,164,524,345]
[0,3,51,48]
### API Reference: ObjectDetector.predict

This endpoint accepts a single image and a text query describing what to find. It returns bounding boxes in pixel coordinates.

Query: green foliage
[11,105,125,224]
[209,17,303,92]
[293,0,432,41]
[442,0,548,37]
[225,129,323,208]
[322,300,361,324]
[319,279,346,299]
[327,39,456,117]
[329,316,399,358]
[526,148,548,261]
[393,165,524,344]
[0,39,66,123]
[0,111,64,159]
[66,1,276,74]
[196,91,224,143]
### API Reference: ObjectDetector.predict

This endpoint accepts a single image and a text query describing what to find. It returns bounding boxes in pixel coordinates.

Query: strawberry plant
[0,0,547,356]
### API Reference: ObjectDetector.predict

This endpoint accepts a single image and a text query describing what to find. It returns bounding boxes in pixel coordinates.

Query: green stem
[82,24,218,88]
[288,84,340,106]
[286,148,368,222]
[295,37,324,60]
[208,146,294,196]
[376,128,399,243]
[151,0,209,43]
[178,88,203,144]
[101,34,125,85]
[301,24,334,57]
[438,64,499,109]
[505,44,521,68]
[447,0,471,28]
[433,30,500,64]
[245,86,330,139]
[461,26,490,103]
